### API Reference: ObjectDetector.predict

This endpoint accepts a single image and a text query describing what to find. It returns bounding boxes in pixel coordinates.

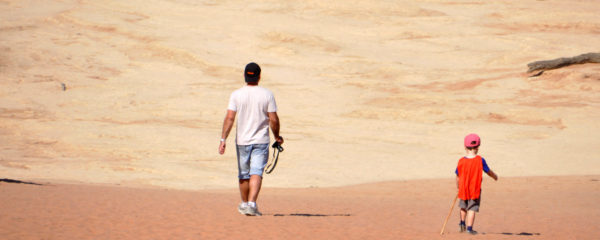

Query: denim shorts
[236,143,269,179]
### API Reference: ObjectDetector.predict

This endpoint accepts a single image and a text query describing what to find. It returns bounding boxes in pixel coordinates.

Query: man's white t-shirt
[228,86,277,145]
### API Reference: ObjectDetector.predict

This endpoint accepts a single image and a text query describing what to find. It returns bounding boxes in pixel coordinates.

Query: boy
[455,133,498,235]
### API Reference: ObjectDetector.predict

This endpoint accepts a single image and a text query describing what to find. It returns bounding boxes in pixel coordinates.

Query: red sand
[2,176,598,240]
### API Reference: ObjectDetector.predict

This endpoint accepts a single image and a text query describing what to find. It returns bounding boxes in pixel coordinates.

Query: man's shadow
[270,213,352,217]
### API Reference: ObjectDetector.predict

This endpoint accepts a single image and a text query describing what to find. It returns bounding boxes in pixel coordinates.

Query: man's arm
[219,110,236,155]
[268,112,283,144]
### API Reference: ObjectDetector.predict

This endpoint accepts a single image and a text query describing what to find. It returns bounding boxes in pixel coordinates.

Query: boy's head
[464,133,480,150]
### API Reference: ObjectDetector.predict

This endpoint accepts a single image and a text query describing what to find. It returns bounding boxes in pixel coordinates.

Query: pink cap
[464,133,481,148]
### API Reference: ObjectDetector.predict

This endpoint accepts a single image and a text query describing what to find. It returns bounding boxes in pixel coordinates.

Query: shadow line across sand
[271,213,352,217]
[482,232,541,236]
[0,178,44,186]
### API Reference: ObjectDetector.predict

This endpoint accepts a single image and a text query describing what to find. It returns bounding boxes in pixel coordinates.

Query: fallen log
[527,52,600,73]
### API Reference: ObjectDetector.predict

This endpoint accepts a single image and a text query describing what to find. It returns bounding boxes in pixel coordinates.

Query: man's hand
[275,136,284,145]
[219,140,226,155]
[268,112,282,146]
[219,110,236,155]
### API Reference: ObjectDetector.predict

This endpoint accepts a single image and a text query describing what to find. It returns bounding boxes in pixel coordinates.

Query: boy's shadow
[486,232,541,236]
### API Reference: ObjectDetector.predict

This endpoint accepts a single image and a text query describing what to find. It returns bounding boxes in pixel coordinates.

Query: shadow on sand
[486,232,541,236]
[271,213,352,217]
[0,178,44,186]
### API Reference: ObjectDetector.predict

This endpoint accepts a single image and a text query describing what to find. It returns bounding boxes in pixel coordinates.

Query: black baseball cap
[244,62,261,82]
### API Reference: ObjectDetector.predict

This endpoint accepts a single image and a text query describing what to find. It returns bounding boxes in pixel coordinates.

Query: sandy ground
[1,175,599,240]
[1,0,600,238]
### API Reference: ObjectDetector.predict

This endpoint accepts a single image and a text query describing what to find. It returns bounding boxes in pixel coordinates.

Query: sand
[2,176,599,239]
[1,0,599,238]
[1,0,599,189]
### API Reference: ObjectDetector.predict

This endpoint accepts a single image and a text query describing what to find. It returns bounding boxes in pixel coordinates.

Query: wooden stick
[440,194,459,235]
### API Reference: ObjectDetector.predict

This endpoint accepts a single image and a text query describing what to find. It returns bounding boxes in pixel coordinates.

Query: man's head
[244,62,261,83]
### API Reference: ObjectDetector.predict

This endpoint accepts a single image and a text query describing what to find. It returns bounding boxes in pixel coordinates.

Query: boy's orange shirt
[456,155,484,200]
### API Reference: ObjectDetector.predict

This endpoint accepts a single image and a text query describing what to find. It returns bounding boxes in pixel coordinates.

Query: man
[219,62,283,216]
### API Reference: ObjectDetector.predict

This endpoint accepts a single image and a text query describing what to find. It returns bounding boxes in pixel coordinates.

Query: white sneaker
[246,206,262,216]
[237,203,250,215]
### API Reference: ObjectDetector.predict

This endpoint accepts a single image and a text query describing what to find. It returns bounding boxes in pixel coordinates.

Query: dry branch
[527,52,600,73]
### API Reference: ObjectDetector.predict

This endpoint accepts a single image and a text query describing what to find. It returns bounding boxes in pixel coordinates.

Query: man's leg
[248,175,262,202]
[236,145,252,214]
[244,144,268,216]
[248,144,268,203]
[239,179,250,202]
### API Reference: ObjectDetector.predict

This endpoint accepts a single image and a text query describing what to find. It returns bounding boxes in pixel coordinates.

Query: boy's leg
[459,199,467,222]
[466,210,476,227]
[459,208,467,232]
[458,199,467,232]
[466,198,480,230]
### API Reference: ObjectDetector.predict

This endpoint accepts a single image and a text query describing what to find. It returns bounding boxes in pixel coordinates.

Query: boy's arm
[486,170,498,181]
[481,158,498,181]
